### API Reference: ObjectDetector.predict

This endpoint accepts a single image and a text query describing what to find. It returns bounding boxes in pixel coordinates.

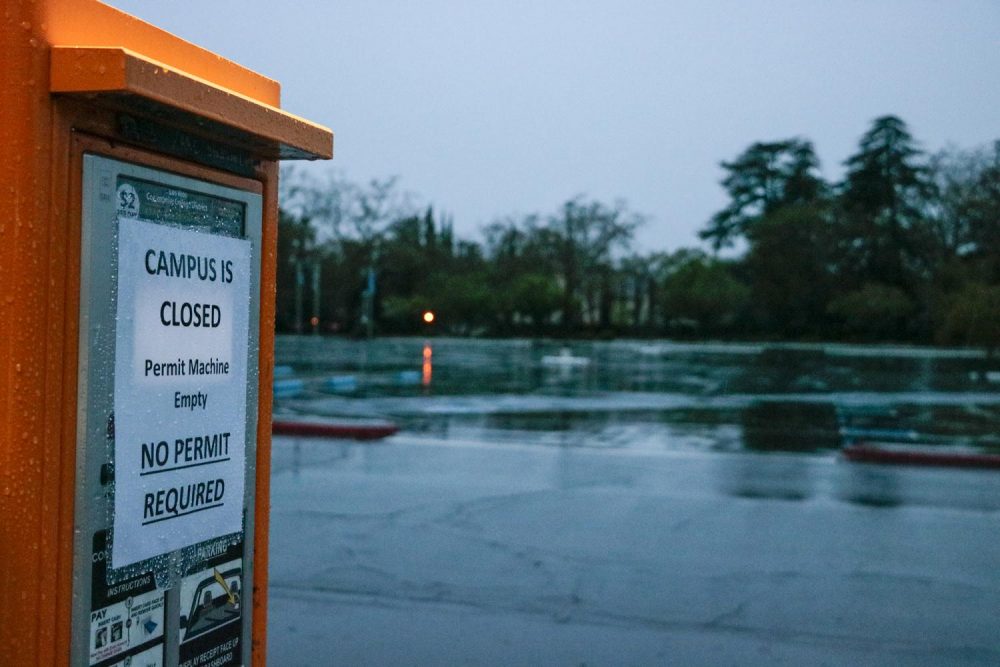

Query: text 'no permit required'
[142,478,225,524]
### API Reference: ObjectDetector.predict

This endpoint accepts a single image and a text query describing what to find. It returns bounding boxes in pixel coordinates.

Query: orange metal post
[0,1,331,663]
[1,2,64,663]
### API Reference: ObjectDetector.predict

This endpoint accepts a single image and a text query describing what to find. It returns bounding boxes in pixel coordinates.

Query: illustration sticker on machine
[178,553,243,667]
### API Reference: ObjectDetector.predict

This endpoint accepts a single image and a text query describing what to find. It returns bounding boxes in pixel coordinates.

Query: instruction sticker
[113,218,252,567]
[90,531,164,667]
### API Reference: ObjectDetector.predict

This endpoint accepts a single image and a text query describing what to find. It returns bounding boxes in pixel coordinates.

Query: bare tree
[550,197,642,330]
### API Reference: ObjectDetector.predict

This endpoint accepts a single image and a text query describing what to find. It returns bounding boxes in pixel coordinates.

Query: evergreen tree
[838,115,936,289]
[701,139,825,249]
[745,204,835,337]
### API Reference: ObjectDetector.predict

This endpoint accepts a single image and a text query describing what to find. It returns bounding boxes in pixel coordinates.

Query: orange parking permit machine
[0,1,333,664]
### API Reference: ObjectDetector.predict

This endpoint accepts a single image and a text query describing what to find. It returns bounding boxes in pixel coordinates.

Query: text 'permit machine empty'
[114,218,251,565]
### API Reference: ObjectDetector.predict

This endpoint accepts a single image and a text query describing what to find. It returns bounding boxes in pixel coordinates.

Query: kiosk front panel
[73,155,262,667]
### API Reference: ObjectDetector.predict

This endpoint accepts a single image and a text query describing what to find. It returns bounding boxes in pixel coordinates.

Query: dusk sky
[105,0,1000,251]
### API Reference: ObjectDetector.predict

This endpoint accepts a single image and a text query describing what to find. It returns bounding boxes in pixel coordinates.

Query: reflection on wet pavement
[275,337,1000,458]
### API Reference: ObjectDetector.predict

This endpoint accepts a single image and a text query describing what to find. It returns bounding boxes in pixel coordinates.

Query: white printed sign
[113,219,251,567]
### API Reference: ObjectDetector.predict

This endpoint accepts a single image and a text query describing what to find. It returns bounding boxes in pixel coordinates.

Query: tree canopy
[275,116,999,350]
[700,139,825,250]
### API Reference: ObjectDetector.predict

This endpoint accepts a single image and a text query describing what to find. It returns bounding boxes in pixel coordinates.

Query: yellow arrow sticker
[214,568,236,605]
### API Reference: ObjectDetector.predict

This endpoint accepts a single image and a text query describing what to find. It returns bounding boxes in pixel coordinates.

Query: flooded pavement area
[273,336,1000,456]
[268,338,1000,665]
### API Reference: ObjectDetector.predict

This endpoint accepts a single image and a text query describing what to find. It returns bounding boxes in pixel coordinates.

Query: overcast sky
[104,0,1000,252]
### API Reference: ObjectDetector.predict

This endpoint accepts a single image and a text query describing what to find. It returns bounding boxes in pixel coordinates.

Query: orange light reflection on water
[422,343,432,387]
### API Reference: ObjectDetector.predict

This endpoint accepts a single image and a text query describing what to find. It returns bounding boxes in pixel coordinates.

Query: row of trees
[277,116,999,348]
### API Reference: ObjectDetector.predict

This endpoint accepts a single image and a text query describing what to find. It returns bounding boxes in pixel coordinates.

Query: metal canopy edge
[51,46,334,161]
